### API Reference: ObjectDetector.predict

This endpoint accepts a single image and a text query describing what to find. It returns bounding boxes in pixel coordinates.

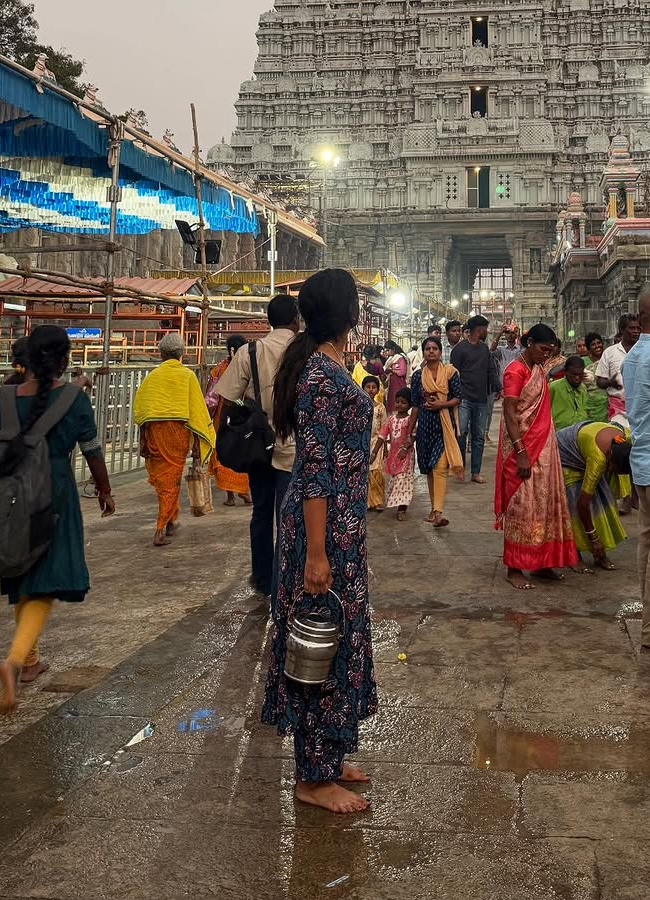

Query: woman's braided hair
[22,326,70,434]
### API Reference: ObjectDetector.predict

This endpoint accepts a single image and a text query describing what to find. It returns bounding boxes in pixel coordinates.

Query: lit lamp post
[317,146,341,267]
[389,289,412,344]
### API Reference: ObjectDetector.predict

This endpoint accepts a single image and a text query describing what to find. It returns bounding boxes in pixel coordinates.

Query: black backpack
[0,384,80,577]
[216,342,276,474]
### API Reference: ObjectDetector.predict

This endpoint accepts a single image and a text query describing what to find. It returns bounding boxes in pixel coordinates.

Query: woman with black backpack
[0,326,115,714]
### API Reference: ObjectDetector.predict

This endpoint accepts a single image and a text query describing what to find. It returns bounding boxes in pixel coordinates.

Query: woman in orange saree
[495,324,578,590]
[205,336,252,507]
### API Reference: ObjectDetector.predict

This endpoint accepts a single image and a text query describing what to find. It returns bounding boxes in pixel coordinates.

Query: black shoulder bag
[216,342,276,474]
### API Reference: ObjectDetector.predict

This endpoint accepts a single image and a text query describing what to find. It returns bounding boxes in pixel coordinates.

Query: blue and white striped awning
[0,61,259,236]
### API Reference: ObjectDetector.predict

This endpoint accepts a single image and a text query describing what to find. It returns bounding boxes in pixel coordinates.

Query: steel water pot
[284,590,344,685]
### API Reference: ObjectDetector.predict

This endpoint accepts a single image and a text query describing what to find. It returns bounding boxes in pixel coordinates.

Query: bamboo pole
[190,103,210,387]
[94,120,123,453]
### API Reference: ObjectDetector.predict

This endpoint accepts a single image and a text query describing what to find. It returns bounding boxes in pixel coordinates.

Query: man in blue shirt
[622,284,650,648]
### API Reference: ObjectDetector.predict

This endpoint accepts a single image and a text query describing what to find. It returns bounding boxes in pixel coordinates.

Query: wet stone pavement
[0,440,649,899]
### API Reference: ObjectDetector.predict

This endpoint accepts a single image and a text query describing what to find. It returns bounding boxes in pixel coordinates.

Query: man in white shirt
[442,320,463,365]
[596,313,640,427]
[216,295,300,596]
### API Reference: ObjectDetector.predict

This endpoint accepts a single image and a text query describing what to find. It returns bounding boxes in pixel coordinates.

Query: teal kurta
[1,387,101,605]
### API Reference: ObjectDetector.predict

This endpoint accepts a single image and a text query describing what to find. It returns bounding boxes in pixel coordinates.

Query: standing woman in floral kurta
[263,268,378,815]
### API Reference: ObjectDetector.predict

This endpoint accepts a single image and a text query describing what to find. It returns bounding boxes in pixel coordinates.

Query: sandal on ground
[433,514,449,528]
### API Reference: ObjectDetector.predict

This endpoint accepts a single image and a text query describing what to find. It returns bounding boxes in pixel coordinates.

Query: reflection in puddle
[472,712,646,781]
[124,723,155,747]
[176,708,222,734]
[616,600,643,619]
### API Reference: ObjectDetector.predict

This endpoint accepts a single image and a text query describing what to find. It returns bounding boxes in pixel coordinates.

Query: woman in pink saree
[495,324,578,590]
[383,340,409,413]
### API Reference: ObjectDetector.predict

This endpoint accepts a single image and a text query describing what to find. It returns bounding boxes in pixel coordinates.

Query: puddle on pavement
[473,712,650,781]
[176,708,223,734]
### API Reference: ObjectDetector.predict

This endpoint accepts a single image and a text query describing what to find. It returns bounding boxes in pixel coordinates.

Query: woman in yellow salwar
[352,345,385,405]
[205,335,252,507]
[556,421,632,571]
[134,333,215,546]
[362,375,387,510]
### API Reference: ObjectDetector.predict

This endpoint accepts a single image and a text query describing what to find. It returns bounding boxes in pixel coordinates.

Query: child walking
[363,375,387,511]
[371,387,415,521]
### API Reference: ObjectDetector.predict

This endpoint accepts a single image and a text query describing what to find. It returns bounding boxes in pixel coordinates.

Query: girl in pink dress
[371,388,415,520]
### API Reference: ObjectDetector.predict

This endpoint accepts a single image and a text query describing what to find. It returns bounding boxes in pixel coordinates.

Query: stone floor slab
[516,617,636,672]
[596,844,650,900]
[0,818,598,900]
[522,772,650,840]
[406,617,520,667]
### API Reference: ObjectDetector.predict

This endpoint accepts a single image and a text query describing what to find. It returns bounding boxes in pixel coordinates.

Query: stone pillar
[608,188,618,220]
[579,217,586,249]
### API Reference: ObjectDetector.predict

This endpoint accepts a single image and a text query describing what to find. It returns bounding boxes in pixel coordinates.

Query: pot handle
[288,588,346,636]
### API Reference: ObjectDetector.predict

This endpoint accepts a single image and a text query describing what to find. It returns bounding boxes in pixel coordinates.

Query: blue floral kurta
[261,353,378,773]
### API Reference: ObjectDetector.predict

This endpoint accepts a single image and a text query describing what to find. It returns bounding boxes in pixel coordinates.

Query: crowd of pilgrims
[1,269,649,817]
[352,309,643,590]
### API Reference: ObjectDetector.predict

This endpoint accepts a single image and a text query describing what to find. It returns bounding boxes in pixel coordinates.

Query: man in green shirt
[550,355,589,430]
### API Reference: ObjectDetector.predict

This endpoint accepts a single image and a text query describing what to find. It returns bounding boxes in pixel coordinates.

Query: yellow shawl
[133,359,215,465]
[421,363,464,474]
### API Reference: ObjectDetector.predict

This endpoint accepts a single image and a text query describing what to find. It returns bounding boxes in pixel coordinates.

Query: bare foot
[20,661,49,684]
[532,568,565,582]
[433,514,449,528]
[165,521,180,537]
[571,565,594,575]
[455,471,466,484]
[0,661,17,714]
[507,569,535,591]
[595,556,617,571]
[223,499,236,507]
[239,493,253,505]
[425,510,437,523]
[295,780,370,813]
[153,529,170,547]
[397,510,406,521]
[338,763,371,783]
[471,474,486,485]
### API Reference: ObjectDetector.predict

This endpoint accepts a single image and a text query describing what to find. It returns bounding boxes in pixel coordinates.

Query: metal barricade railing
[74,366,152,484]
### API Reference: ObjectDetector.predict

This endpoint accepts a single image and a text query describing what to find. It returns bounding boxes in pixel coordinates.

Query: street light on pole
[317,146,341,267]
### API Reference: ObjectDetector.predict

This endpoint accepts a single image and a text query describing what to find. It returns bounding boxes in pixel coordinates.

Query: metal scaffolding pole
[190,103,210,388]
[95,120,123,454]
[268,209,278,296]
[321,167,328,268]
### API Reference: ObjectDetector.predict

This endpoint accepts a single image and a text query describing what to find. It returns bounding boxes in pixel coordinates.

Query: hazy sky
[33,0,271,155]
